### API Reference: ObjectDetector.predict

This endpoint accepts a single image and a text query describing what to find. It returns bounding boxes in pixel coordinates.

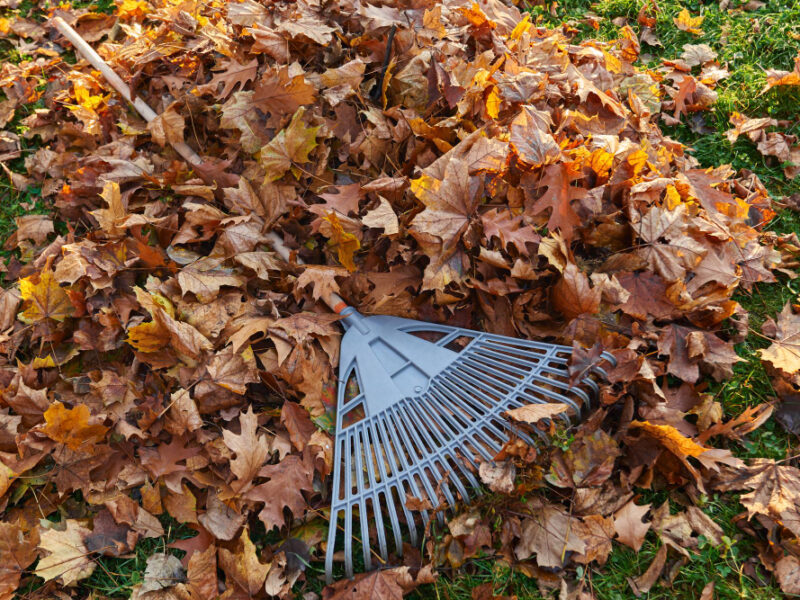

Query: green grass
[414,0,800,597]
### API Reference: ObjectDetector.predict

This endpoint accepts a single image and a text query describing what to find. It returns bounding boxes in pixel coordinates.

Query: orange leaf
[629,420,706,458]
[42,402,109,451]
[323,212,360,272]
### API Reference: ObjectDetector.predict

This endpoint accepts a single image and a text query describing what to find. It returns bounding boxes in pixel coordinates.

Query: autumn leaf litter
[1,0,800,598]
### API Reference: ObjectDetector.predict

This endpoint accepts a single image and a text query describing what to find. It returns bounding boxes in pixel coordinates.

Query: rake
[53,18,615,583]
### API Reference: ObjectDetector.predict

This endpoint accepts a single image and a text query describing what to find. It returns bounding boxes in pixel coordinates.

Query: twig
[370,24,396,104]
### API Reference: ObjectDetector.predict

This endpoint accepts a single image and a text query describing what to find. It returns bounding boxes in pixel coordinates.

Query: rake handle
[53,17,350,315]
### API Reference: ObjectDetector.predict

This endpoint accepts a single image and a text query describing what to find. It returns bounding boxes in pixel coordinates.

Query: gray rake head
[324,307,613,582]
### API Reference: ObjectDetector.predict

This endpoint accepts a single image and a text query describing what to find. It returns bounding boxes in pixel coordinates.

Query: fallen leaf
[613,500,651,551]
[35,520,96,585]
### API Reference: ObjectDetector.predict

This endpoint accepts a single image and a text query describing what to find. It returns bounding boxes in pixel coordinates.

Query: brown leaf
[552,263,601,319]
[246,453,315,531]
[613,500,651,551]
[280,401,317,451]
[35,520,96,585]
[0,522,39,599]
[504,402,568,424]
[222,406,269,493]
[218,526,271,596]
[147,103,185,147]
[776,555,800,596]
[515,500,586,567]
[322,567,408,600]
[628,543,666,596]
[524,163,586,241]
[759,303,800,375]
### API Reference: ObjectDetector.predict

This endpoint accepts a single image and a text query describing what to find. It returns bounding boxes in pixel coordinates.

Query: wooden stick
[53,16,203,167]
[53,16,350,314]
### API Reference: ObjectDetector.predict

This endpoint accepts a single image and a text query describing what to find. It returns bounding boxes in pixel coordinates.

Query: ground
[1,0,799,598]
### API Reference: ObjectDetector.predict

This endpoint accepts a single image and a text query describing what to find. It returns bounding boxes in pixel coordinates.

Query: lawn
[0,0,799,598]
[411,0,800,597]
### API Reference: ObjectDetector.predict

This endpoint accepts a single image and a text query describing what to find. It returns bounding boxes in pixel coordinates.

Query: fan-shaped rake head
[324,309,613,582]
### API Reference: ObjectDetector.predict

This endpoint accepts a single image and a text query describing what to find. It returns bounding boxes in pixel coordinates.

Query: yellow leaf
[627,149,649,178]
[259,107,320,182]
[588,148,613,178]
[486,86,502,119]
[18,269,75,323]
[665,184,682,210]
[42,402,109,451]
[674,8,704,36]
[630,421,707,458]
[118,0,150,19]
[322,212,360,272]
[127,320,170,353]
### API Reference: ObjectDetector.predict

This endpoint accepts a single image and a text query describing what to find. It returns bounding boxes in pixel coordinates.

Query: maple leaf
[42,401,109,451]
[362,197,399,235]
[481,208,539,256]
[35,520,96,586]
[613,500,651,551]
[509,106,561,167]
[760,52,800,94]
[177,257,247,303]
[222,406,269,493]
[14,214,53,245]
[323,567,411,600]
[252,66,316,115]
[524,162,586,242]
[259,107,320,181]
[515,500,586,567]
[552,263,601,320]
[281,401,317,451]
[758,303,800,375]
[673,8,704,35]
[18,267,75,323]
[635,205,706,282]
[322,212,360,272]
[410,157,483,255]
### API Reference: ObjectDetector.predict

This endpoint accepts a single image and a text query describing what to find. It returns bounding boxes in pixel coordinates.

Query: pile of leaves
[1,0,800,597]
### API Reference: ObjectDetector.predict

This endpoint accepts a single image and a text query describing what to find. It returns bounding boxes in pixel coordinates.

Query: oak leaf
[246,453,315,531]
[524,162,586,242]
[481,208,539,256]
[222,406,269,493]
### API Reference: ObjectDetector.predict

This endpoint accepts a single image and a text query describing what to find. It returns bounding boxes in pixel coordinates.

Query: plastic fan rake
[267,237,613,583]
[51,16,614,584]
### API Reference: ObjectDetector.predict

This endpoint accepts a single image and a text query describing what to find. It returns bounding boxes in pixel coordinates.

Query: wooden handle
[53,16,202,167]
[54,17,350,314]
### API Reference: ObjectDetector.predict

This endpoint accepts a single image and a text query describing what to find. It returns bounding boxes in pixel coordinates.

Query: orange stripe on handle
[333,301,348,314]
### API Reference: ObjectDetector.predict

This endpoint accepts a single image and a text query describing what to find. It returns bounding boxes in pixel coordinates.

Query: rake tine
[365,420,397,556]
[390,406,451,517]
[429,385,505,458]
[371,418,409,554]
[384,408,433,523]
